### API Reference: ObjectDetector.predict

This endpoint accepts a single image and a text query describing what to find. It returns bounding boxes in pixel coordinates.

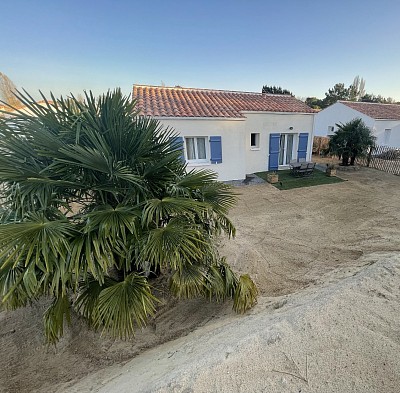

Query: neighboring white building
[132,85,316,181]
[314,101,400,147]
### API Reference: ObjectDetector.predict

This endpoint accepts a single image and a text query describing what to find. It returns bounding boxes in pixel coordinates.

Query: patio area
[255,168,345,190]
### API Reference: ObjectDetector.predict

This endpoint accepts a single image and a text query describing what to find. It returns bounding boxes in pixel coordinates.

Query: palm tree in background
[328,118,376,166]
[0,89,257,343]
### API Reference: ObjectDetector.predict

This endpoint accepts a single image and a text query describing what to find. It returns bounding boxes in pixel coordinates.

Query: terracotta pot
[267,174,279,184]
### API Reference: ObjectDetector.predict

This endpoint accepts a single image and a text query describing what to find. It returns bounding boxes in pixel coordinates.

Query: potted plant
[267,171,279,184]
[326,163,336,176]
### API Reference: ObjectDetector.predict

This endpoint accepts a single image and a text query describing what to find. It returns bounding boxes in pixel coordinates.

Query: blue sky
[2,0,400,101]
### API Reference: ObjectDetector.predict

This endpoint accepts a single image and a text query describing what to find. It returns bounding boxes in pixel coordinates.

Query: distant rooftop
[132,85,316,118]
[340,101,400,120]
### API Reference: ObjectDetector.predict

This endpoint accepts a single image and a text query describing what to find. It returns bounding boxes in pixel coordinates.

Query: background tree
[327,118,376,166]
[305,75,399,109]
[0,90,257,343]
[262,85,293,96]
[348,75,366,101]
[305,96,324,110]
[321,83,349,108]
[0,72,20,108]
[360,93,397,103]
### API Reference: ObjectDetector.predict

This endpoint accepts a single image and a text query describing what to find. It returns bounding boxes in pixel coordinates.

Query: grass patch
[255,169,345,190]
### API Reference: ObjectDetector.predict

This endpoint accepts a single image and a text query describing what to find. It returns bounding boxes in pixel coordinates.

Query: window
[250,133,260,149]
[384,129,391,145]
[185,137,207,162]
[278,134,295,165]
[327,126,334,135]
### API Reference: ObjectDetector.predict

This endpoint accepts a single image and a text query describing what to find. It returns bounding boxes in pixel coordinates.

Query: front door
[278,134,294,166]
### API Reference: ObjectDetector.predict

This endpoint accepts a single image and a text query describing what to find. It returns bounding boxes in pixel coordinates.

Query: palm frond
[74,274,115,323]
[142,219,209,269]
[233,274,258,314]
[142,197,208,227]
[91,273,157,339]
[0,262,29,309]
[84,204,140,240]
[198,181,237,213]
[175,169,218,190]
[43,294,71,344]
[0,215,74,275]
[69,232,114,284]
[169,263,206,299]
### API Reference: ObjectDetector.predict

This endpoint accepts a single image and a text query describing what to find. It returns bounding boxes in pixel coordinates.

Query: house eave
[151,116,246,121]
[242,111,315,116]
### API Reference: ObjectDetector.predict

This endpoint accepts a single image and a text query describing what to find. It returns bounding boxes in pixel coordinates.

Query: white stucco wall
[155,117,247,181]
[388,124,400,147]
[374,120,400,146]
[156,112,315,181]
[243,112,314,173]
[314,102,374,137]
[314,102,400,147]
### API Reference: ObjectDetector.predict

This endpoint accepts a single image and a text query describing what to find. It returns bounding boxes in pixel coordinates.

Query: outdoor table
[289,161,315,177]
[289,161,313,169]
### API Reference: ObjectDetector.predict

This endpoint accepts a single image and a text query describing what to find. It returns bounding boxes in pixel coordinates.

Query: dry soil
[1,166,400,393]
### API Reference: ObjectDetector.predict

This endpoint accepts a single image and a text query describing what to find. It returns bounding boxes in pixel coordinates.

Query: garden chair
[289,159,297,174]
[294,162,308,177]
[304,162,316,177]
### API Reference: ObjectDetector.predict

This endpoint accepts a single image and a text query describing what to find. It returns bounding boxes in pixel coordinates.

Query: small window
[327,126,334,135]
[185,137,207,162]
[250,133,260,149]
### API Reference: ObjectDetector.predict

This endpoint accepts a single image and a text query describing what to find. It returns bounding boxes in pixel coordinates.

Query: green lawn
[255,169,345,190]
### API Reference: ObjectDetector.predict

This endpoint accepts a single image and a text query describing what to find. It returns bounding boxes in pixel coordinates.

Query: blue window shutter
[268,133,280,171]
[210,136,222,164]
[170,136,184,162]
[297,133,309,160]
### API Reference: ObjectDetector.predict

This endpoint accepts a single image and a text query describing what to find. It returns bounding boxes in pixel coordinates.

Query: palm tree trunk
[342,152,349,166]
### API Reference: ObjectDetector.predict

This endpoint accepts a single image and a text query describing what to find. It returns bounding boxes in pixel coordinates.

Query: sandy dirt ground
[1,166,400,393]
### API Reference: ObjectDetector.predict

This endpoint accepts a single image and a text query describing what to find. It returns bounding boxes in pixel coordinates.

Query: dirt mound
[65,253,400,393]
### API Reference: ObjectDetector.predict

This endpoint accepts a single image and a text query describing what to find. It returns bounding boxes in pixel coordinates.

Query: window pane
[279,135,285,165]
[251,133,256,146]
[197,137,206,159]
[251,133,260,148]
[286,134,294,163]
[186,138,196,160]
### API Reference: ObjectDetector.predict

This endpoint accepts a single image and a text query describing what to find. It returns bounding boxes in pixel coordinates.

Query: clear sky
[2,0,400,101]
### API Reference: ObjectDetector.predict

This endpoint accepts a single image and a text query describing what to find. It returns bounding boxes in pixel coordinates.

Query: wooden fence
[357,145,400,175]
[313,136,330,155]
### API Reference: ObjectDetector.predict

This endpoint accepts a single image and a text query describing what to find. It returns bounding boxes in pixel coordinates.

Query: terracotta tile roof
[340,101,400,120]
[132,85,316,118]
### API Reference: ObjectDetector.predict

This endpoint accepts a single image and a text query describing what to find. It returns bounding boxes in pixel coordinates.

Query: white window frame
[278,133,296,166]
[184,136,209,164]
[250,132,260,150]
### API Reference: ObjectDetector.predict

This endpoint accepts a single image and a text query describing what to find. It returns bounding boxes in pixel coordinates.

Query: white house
[314,101,400,147]
[132,85,316,181]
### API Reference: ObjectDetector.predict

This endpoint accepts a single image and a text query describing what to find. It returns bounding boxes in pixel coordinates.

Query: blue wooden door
[297,133,309,161]
[268,133,280,170]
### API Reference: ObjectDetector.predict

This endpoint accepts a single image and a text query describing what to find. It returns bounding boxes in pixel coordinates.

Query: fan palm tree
[0,89,257,343]
[327,118,376,166]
